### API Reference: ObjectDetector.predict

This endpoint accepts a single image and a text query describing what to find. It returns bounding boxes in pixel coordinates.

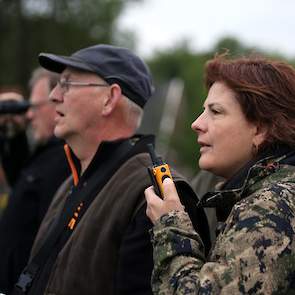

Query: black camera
[0,100,31,115]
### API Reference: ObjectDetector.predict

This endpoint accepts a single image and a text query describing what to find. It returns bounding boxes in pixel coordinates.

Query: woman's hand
[145,177,184,224]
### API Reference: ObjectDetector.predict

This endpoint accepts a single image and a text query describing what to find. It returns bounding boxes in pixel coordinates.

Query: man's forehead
[61,67,101,80]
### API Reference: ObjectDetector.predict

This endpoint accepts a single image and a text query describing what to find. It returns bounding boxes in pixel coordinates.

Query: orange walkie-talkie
[147,143,173,198]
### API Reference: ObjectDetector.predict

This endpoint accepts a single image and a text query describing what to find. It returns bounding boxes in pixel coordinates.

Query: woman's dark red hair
[205,54,295,151]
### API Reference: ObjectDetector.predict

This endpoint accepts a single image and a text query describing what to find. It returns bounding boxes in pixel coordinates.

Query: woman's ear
[102,84,122,116]
[253,124,268,147]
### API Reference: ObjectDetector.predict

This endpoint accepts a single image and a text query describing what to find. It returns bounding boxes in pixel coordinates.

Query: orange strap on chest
[64,144,79,186]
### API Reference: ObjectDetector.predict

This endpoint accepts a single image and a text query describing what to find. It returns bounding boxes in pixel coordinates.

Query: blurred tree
[147,37,280,176]
[0,0,141,95]
[147,41,212,175]
[212,36,258,56]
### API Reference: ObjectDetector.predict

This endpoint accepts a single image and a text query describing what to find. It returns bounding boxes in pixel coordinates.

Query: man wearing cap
[13,45,206,295]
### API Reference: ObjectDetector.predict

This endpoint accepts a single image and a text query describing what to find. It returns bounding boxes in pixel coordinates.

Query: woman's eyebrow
[207,102,222,108]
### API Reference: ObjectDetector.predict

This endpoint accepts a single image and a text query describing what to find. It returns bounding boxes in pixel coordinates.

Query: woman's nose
[191,112,206,133]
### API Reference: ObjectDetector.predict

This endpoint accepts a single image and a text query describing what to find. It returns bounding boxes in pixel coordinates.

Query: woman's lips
[198,141,211,153]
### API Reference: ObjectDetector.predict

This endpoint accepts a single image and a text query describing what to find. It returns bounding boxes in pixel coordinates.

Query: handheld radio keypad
[147,143,173,198]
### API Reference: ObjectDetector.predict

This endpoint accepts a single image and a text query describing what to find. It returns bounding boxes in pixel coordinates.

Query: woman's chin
[199,159,221,176]
[198,156,213,171]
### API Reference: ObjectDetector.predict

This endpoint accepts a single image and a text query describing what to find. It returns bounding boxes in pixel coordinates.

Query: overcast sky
[119,0,295,58]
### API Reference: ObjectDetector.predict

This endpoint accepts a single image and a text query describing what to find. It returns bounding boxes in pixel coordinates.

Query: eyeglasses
[57,78,109,93]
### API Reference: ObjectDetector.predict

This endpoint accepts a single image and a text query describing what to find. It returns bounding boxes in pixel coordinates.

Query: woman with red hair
[145,55,295,294]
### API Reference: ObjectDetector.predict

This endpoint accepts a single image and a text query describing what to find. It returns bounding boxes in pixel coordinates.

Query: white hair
[121,95,144,131]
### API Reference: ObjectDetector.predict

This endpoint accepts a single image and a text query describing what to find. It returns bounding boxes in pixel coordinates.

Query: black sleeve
[0,176,40,294]
[0,143,69,294]
[0,132,30,186]
[115,203,154,295]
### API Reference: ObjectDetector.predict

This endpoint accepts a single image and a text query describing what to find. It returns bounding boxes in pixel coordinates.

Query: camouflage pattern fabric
[151,153,295,294]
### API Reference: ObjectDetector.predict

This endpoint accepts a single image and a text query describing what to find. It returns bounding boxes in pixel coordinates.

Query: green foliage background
[1,1,295,176]
[147,38,295,175]
[0,0,139,94]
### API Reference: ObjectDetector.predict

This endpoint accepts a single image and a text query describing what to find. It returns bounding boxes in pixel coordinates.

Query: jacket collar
[64,134,155,187]
[199,145,295,221]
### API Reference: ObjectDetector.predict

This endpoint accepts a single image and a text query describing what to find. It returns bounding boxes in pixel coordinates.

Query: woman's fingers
[145,186,162,206]
[145,186,163,224]
[162,177,178,200]
[145,179,185,224]
[163,178,185,212]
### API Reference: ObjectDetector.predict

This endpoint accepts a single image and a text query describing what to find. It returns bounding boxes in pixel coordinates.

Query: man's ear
[102,84,122,116]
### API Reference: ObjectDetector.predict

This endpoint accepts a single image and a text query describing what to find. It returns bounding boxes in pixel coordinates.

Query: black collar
[66,134,155,187]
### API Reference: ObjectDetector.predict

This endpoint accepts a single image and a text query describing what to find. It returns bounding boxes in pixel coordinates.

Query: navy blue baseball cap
[38,44,154,108]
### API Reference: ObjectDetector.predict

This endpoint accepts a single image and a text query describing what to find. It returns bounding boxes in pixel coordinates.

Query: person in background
[0,92,24,217]
[0,68,70,294]
[0,165,9,217]
[12,44,206,295]
[0,91,29,186]
[145,54,295,294]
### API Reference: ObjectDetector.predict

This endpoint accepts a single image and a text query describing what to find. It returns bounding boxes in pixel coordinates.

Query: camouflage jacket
[151,152,295,294]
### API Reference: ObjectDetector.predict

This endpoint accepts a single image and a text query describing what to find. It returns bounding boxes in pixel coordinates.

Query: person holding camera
[0,68,70,294]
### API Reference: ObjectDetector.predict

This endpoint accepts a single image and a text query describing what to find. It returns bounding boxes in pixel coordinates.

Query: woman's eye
[210,108,220,114]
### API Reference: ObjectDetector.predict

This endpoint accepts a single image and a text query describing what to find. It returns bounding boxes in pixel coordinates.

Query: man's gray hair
[122,95,144,131]
[29,67,59,91]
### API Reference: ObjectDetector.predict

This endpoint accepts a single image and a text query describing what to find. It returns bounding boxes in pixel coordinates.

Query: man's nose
[49,85,63,104]
[26,108,34,120]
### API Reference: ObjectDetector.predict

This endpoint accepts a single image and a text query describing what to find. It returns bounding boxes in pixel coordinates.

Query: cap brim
[38,53,95,74]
